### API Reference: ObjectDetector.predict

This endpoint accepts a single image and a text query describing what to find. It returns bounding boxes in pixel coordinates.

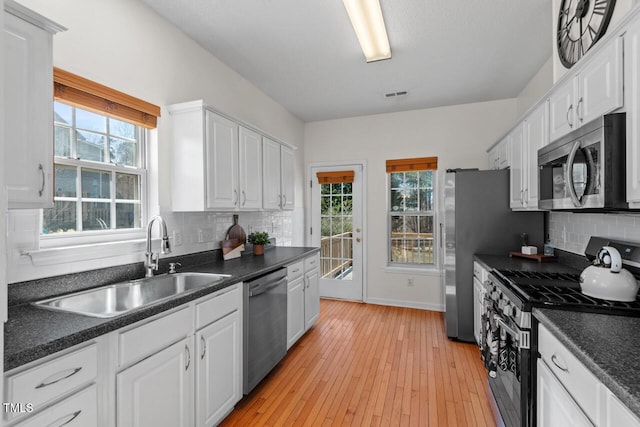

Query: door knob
[356,237,361,242]
[356,228,361,232]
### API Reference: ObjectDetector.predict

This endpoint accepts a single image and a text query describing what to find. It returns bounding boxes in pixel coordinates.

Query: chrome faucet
[145,215,171,277]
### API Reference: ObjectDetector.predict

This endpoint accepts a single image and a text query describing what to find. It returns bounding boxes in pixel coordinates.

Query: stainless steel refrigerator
[441,169,544,342]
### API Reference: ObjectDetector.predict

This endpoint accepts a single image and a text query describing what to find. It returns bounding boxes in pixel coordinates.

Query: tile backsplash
[548,211,640,255]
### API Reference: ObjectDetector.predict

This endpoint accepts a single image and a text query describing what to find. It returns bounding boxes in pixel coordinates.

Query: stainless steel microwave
[538,113,627,211]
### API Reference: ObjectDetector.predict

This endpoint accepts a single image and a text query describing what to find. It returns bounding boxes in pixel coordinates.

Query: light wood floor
[220,299,498,426]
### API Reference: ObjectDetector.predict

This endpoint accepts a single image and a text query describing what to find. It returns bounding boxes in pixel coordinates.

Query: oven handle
[565,140,583,207]
[497,318,530,349]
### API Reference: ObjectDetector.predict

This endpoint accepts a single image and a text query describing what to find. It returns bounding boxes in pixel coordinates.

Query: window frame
[41,103,148,248]
[386,170,438,268]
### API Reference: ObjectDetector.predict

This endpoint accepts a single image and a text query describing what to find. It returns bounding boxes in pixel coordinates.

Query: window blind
[385,156,438,172]
[316,170,355,184]
[53,68,161,129]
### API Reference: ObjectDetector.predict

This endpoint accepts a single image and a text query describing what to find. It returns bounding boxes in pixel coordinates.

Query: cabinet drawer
[287,261,304,281]
[538,324,601,423]
[304,254,320,271]
[196,284,240,329]
[118,306,192,367]
[5,343,98,422]
[15,384,98,427]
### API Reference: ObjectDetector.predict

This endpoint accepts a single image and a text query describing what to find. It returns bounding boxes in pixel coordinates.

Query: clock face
[557,0,616,68]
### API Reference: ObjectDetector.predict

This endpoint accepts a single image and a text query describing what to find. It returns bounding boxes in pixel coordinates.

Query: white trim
[365,297,444,312]
[21,238,154,265]
[382,266,442,276]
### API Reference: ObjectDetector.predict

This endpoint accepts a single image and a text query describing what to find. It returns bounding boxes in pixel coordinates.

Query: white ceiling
[141,0,553,122]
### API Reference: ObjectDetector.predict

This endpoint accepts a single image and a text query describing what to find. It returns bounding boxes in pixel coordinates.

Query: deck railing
[320,232,353,278]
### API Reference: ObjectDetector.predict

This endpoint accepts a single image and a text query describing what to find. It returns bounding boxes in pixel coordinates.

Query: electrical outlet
[407,277,414,286]
[173,230,183,246]
[197,229,204,243]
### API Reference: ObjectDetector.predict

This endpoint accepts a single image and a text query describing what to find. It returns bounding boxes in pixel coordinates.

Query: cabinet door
[117,337,194,427]
[627,18,640,205]
[509,125,525,209]
[548,78,576,143]
[537,359,594,427]
[578,37,623,127]
[196,311,241,427]
[473,277,482,345]
[280,145,295,210]
[262,137,282,210]
[4,12,54,208]
[304,268,320,330]
[487,147,498,170]
[524,102,548,209]
[14,385,97,427]
[603,388,640,427]
[205,111,239,209]
[239,126,263,210]
[287,276,305,349]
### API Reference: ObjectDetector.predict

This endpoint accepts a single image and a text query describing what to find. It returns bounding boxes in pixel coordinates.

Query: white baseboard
[365,297,444,312]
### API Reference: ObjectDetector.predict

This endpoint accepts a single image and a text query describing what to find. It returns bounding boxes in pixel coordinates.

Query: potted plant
[248,231,270,255]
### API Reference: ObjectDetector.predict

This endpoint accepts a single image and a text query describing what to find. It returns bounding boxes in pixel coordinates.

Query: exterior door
[310,164,363,301]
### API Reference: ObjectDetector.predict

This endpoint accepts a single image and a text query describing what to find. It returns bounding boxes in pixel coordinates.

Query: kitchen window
[387,157,438,266]
[41,68,160,246]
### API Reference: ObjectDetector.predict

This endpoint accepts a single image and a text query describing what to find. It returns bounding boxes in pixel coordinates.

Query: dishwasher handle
[249,276,287,297]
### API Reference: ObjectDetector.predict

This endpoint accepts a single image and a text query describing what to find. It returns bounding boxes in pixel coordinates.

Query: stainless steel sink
[33,272,231,318]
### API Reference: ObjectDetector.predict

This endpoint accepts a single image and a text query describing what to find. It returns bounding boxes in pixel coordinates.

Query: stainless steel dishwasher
[243,268,288,394]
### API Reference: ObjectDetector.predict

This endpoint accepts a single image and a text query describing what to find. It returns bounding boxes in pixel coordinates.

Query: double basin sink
[34,272,231,318]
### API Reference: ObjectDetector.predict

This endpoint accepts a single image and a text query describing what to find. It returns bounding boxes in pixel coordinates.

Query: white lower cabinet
[117,336,194,427]
[537,359,593,427]
[14,384,98,427]
[537,323,640,427]
[286,254,320,348]
[196,310,241,427]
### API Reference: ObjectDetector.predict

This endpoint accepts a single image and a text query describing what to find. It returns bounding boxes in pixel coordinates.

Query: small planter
[248,231,269,256]
[253,244,264,256]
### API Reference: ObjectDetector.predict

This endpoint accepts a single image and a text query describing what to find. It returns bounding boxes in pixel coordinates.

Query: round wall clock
[557,0,616,68]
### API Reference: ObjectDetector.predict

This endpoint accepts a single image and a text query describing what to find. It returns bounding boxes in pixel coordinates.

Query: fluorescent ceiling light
[343,0,391,62]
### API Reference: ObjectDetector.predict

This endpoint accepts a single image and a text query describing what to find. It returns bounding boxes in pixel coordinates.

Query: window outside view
[320,182,353,280]
[389,170,435,265]
[42,102,144,235]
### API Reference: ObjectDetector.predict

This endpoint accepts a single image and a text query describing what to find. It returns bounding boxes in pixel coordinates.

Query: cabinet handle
[520,189,524,206]
[233,190,238,206]
[567,104,574,128]
[35,367,82,389]
[282,194,287,207]
[278,194,283,208]
[242,190,247,206]
[577,97,584,122]
[551,354,569,372]
[524,189,528,207]
[292,268,300,273]
[48,410,81,427]
[185,344,191,371]
[201,335,206,360]
[38,164,45,197]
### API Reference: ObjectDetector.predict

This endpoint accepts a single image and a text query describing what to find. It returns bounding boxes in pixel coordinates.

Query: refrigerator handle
[439,223,444,248]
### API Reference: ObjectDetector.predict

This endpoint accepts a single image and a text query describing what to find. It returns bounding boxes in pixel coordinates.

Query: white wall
[516,57,553,118]
[304,99,519,310]
[8,0,305,283]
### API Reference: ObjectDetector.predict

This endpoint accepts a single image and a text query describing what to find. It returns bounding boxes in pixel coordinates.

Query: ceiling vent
[385,91,408,98]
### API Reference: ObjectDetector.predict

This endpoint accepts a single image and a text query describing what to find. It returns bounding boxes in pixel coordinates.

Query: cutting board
[226,214,246,244]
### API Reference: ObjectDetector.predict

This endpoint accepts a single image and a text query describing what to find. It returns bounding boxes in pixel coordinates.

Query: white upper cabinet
[487,137,509,170]
[263,137,295,210]
[509,123,525,209]
[4,1,64,209]
[170,100,293,212]
[625,18,640,206]
[548,37,623,143]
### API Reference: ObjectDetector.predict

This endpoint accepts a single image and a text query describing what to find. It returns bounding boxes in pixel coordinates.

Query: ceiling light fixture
[343,0,391,62]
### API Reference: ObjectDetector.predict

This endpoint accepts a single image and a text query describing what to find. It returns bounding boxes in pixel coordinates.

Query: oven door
[485,312,531,427]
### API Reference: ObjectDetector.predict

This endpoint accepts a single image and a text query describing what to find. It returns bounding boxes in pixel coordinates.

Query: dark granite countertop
[534,308,640,419]
[5,246,319,371]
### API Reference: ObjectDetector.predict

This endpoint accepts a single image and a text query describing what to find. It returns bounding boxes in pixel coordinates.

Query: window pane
[54,166,76,197]
[109,118,136,139]
[54,102,72,125]
[419,216,434,236]
[391,215,403,236]
[321,196,331,215]
[76,108,106,132]
[391,172,404,188]
[54,126,72,157]
[76,130,106,162]
[331,183,342,194]
[331,196,342,214]
[81,169,111,199]
[405,216,419,235]
[110,137,137,166]
[82,202,110,230]
[342,182,352,195]
[405,172,418,186]
[321,217,331,237]
[343,196,353,214]
[390,190,403,211]
[116,173,139,200]
[43,201,77,234]
[321,183,330,195]
[419,171,432,188]
[116,203,140,229]
[420,189,433,211]
[342,216,352,233]
[405,190,418,211]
